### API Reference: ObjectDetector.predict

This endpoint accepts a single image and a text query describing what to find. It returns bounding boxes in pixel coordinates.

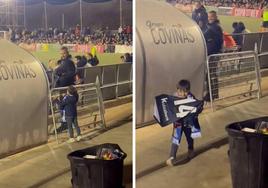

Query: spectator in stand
[192,1,208,31]
[123,25,127,34]
[238,22,247,33]
[75,25,81,36]
[126,25,132,35]
[120,55,125,63]
[87,53,99,66]
[85,27,90,35]
[171,0,261,9]
[10,25,132,49]
[75,55,88,85]
[48,59,57,71]
[232,22,246,47]
[118,26,123,36]
[120,53,132,63]
[130,53,133,62]
[124,53,132,63]
[232,22,238,31]
[55,47,76,87]
[223,31,236,50]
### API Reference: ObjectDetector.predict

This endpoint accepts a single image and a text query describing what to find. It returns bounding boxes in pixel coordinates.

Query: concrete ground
[137,145,231,188]
[0,102,132,188]
[136,96,268,187]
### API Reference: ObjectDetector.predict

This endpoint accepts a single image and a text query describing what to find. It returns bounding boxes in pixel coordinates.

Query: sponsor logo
[0,60,37,81]
[146,20,195,45]
[161,97,169,121]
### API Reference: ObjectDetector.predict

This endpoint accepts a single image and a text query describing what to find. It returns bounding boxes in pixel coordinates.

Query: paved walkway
[0,103,132,188]
[136,96,268,187]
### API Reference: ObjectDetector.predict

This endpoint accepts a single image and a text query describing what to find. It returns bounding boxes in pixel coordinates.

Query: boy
[60,85,82,143]
[74,55,88,84]
[166,80,203,166]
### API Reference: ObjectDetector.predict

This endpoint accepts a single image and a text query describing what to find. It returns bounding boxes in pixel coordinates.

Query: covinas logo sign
[146,20,195,45]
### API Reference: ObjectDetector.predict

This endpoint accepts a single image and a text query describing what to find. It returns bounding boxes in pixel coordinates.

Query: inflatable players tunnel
[136,0,207,126]
[0,39,49,157]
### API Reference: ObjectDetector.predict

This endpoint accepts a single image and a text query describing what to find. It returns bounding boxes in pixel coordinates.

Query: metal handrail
[49,78,106,144]
[48,63,132,100]
[206,50,262,110]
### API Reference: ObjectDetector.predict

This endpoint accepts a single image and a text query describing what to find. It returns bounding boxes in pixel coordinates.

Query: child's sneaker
[188,149,195,159]
[76,135,82,142]
[166,157,175,166]
[67,138,75,143]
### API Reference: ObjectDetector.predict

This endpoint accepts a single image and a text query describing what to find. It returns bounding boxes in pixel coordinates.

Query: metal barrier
[258,52,268,71]
[49,77,106,143]
[258,33,268,71]
[241,33,261,52]
[259,32,268,52]
[226,32,268,54]
[49,63,132,101]
[82,63,132,100]
[207,51,262,110]
[223,32,268,88]
[46,70,53,87]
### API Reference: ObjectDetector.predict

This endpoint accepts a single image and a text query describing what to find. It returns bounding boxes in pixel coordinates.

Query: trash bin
[226,117,268,188]
[67,143,127,188]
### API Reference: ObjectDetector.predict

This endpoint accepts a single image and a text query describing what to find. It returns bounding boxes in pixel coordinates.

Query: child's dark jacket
[60,93,79,117]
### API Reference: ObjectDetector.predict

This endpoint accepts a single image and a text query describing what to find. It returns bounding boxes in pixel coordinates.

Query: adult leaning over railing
[54,47,76,88]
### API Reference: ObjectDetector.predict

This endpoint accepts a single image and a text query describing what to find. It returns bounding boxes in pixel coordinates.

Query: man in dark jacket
[203,11,223,101]
[203,11,223,56]
[192,2,208,31]
[203,11,224,55]
[55,47,76,87]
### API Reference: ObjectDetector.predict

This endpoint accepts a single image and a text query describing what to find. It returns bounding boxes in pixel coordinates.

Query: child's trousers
[66,116,81,138]
[170,125,193,158]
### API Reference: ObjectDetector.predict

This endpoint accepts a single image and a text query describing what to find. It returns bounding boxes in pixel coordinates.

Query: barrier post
[206,51,261,110]
[51,71,55,88]
[206,56,214,111]
[101,66,104,86]
[254,43,262,99]
[95,76,106,128]
[49,91,59,144]
[115,64,120,99]
[129,63,133,92]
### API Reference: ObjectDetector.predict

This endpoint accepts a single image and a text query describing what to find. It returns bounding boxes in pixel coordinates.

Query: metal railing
[225,32,268,54]
[49,77,106,143]
[205,32,268,110]
[206,51,262,110]
[81,63,132,100]
[47,63,132,101]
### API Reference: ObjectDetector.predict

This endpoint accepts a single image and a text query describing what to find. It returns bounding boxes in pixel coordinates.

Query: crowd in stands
[5,24,132,46]
[46,47,132,88]
[168,0,265,9]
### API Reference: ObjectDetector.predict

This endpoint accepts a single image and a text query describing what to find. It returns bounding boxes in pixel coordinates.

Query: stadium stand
[168,0,263,8]
[6,25,132,46]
